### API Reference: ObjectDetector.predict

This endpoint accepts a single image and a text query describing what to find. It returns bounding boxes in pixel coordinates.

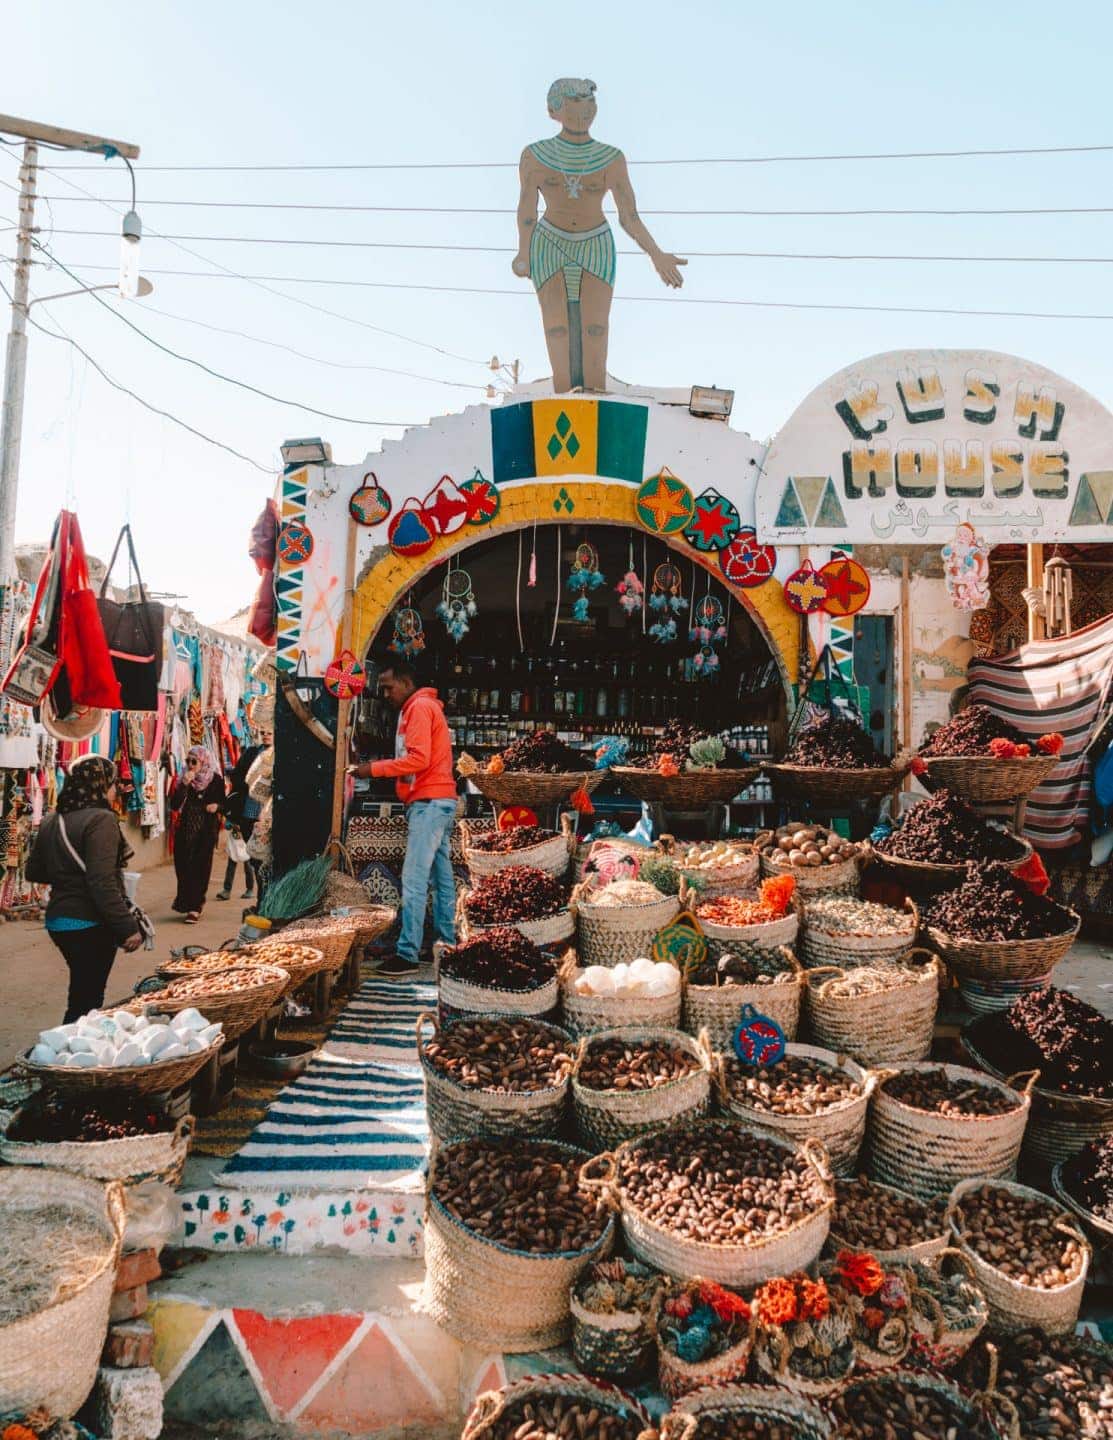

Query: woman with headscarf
[26,754,143,1021]
[170,744,225,922]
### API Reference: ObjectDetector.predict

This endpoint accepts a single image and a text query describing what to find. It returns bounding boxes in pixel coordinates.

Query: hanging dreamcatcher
[566,541,605,622]
[615,539,644,617]
[389,605,425,658]
[649,562,685,643]
[689,593,727,678]
[435,565,478,641]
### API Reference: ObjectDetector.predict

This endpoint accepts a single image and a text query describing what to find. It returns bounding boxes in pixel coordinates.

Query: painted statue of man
[514,77,686,393]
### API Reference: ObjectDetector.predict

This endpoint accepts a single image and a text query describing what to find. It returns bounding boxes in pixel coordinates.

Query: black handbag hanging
[97,524,164,712]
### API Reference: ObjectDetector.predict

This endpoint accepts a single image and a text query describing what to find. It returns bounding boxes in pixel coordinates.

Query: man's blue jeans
[397,798,457,964]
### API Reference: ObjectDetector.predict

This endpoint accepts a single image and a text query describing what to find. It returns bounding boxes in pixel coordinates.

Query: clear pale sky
[3,0,1111,621]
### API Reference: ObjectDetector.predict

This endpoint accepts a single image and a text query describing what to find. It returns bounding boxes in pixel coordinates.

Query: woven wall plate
[684,487,741,552]
[349,475,392,526]
[784,559,829,614]
[423,475,470,536]
[636,468,695,535]
[820,555,871,617]
[277,519,314,564]
[324,649,367,699]
[461,474,500,525]
[718,528,776,587]
[388,501,437,557]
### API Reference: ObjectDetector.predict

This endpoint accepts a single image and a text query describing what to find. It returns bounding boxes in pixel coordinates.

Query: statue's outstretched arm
[513,150,538,278]
[611,155,687,289]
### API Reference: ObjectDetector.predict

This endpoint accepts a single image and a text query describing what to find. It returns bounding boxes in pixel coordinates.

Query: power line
[32,259,1113,321]
[0,271,275,473]
[31,242,427,427]
[40,227,1113,263]
[41,139,1113,172]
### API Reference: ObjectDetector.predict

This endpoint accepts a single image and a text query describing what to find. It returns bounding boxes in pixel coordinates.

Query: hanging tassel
[527,521,538,587]
[572,594,590,622]
[570,785,595,816]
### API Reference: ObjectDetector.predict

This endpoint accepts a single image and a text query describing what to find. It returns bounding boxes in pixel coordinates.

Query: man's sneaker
[375,954,420,980]
[215,891,230,901]
[240,890,254,900]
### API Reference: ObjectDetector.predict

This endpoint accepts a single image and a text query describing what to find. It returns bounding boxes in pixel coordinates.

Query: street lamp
[29,275,153,310]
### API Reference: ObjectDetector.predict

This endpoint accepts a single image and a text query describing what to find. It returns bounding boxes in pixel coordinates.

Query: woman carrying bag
[26,755,143,1022]
[170,745,225,923]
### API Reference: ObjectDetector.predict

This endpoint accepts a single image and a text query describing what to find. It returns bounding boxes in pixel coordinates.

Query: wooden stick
[900,556,913,791]
[1026,543,1046,643]
[329,519,361,843]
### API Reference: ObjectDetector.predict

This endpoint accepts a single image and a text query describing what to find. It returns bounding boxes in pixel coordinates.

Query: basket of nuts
[826,1176,949,1267]
[825,1369,1014,1440]
[559,953,683,1037]
[581,1119,834,1288]
[804,950,943,1068]
[461,816,575,881]
[435,928,559,1023]
[658,1383,835,1440]
[659,836,760,898]
[682,944,804,1050]
[905,1249,989,1372]
[571,1026,714,1152]
[460,864,575,950]
[866,1063,1037,1202]
[961,1329,1113,1440]
[277,917,357,972]
[800,898,918,969]
[570,1259,662,1384]
[423,1135,614,1352]
[460,1373,654,1440]
[1051,1134,1113,1245]
[122,965,291,1041]
[416,1011,574,1145]
[573,879,682,969]
[758,824,863,897]
[717,1044,875,1178]
[946,1177,1091,1336]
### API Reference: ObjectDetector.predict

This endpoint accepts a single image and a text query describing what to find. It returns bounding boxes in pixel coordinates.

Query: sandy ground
[0,857,254,1066]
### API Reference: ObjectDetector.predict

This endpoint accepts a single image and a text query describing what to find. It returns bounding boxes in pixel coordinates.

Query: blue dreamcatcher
[689,593,728,679]
[566,541,605,622]
[435,565,477,642]
[389,606,425,658]
[649,562,685,643]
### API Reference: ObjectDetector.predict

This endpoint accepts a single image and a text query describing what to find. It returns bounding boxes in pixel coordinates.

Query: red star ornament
[819,555,871,617]
[423,475,469,536]
[460,475,500,525]
[684,488,741,553]
[719,528,776,588]
[784,559,829,614]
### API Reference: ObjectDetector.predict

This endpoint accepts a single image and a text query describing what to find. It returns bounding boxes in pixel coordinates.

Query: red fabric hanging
[247,497,278,645]
[59,512,123,709]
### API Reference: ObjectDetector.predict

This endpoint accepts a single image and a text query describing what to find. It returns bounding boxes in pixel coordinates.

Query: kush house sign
[756,349,1113,544]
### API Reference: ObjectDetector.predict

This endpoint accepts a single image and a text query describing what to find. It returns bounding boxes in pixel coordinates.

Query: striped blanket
[219,971,435,1191]
[968,612,1113,851]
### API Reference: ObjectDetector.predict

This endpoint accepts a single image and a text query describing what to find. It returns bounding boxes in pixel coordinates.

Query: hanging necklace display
[389,605,425,658]
[689,592,727,678]
[615,539,644,617]
[435,564,477,642]
[649,561,685,643]
[566,541,604,621]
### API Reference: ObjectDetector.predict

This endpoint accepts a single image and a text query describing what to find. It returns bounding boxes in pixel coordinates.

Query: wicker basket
[696,904,799,956]
[717,1043,875,1178]
[417,1010,572,1144]
[672,849,759,899]
[280,918,356,972]
[560,952,682,1037]
[752,1301,857,1398]
[826,1176,950,1267]
[0,1168,125,1418]
[20,1029,223,1098]
[436,962,559,1025]
[0,1113,193,1187]
[819,1261,913,1373]
[657,1309,755,1400]
[957,972,1052,1017]
[801,899,918,968]
[682,945,803,1050]
[873,828,1031,891]
[124,964,291,1040]
[461,1373,653,1440]
[827,1369,1017,1440]
[925,909,1080,983]
[469,768,607,806]
[422,1139,614,1352]
[609,765,761,805]
[866,1063,1035,1202]
[160,942,327,989]
[571,1026,714,1152]
[570,1260,661,1383]
[573,882,681,969]
[1051,1158,1113,1247]
[461,816,575,881]
[461,895,576,951]
[760,851,861,898]
[660,1383,834,1440]
[804,950,943,1067]
[920,752,1059,803]
[582,1122,834,1288]
[906,1249,989,1372]
[946,1177,1091,1336]
[765,761,910,805]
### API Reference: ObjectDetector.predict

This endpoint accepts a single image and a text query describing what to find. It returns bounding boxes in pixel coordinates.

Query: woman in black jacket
[26,755,143,1022]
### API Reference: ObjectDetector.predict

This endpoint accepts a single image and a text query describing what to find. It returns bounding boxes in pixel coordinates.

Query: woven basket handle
[1053,1217,1089,1251]
[713,1052,730,1105]
[557,949,578,985]
[803,965,844,992]
[1005,1068,1041,1096]
[415,1009,437,1055]
[779,943,803,976]
[976,1341,1022,1440]
[579,1150,619,1206]
[936,1244,979,1285]
[461,1389,506,1438]
[570,877,593,911]
[909,1278,948,1342]
[105,1180,128,1249]
[801,1136,833,1181]
[571,1035,589,1077]
[871,1066,899,1089]
[325,838,356,877]
[659,1415,696,1440]
[173,1114,196,1147]
[695,1026,714,1071]
[560,810,576,847]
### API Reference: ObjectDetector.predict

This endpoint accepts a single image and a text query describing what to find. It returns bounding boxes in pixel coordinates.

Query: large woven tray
[765,761,909,806]
[925,907,1080,982]
[19,1032,222,1097]
[919,752,1059,803]
[470,769,607,806]
[873,826,1031,887]
[962,1015,1113,1123]
[609,766,761,805]
[123,964,290,1040]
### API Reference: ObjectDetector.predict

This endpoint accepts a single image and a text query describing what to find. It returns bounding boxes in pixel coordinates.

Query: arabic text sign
[757,349,1113,544]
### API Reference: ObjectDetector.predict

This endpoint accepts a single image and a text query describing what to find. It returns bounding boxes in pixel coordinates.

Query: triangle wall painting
[774,479,807,528]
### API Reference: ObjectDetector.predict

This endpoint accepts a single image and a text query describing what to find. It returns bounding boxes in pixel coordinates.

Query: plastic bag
[124,1180,181,1252]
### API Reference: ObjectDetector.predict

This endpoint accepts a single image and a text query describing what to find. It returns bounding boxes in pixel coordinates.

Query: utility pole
[0,113,140,585]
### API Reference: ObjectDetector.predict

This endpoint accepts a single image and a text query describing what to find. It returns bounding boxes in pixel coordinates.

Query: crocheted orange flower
[797,1275,830,1321]
[988,737,1020,759]
[699,1280,752,1325]
[753,1276,798,1326]
[486,754,505,775]
[1037,732,1065,756]
[657,753,680,777]
[759,874,796,917]
[835,1250,885,1297]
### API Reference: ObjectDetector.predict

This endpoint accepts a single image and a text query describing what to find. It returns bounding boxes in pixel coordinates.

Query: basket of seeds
[872,789,1032,891]
[695,876,800,954]
[658,1383,835,1440]
[460,864,575,949]
[826,1176,949,1267]
[435,927,559,1023]
[961,1329,1113,1440]
[825,1369,1013,1440]
[682,944,804,1050]
[570,1258,662,1384]
[765,714,911,808]
[866,1063,1037,1202]
[905,1249,989,1372]
[460,1373,655,1440]
[717,1044,874,1178]
[751,1270,856,1397]
[758,823,863,898]
[804,950,943,1068]
[573,878,682,970]
[461,816,575,881]
[946,1177,1091,1336]
[918,704,1063,803]
[468,730,605,807]
[416,1011,574,1144]
[571,1026,715,1152]
[801,898,918,969]
[654,1276,755,1399]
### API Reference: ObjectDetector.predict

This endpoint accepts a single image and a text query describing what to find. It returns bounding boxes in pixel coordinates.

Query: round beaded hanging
[566,541,605,621]
[389,606,425,658]
[435,565,477,642]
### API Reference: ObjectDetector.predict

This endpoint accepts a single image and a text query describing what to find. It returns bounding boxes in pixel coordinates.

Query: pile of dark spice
[972,987,1113,1098]
[464,865,566,925]
[628,719,744,770]
[468,823,558,854]
[875,789,1023,863]
[921,703,1029,756]
[437,925,555,992]
[922,861,1072,940]
[784,712,889,769]
[9,1093,168,1143]
[500,728,593,773]
[1062,1135,1113,1221]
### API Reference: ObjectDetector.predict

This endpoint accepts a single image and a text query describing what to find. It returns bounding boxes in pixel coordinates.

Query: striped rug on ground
[969,611,1113,850]
[219,971,435,1190]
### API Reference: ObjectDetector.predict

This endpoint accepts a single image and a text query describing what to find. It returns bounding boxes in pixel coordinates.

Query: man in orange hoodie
[351,660,458,978]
